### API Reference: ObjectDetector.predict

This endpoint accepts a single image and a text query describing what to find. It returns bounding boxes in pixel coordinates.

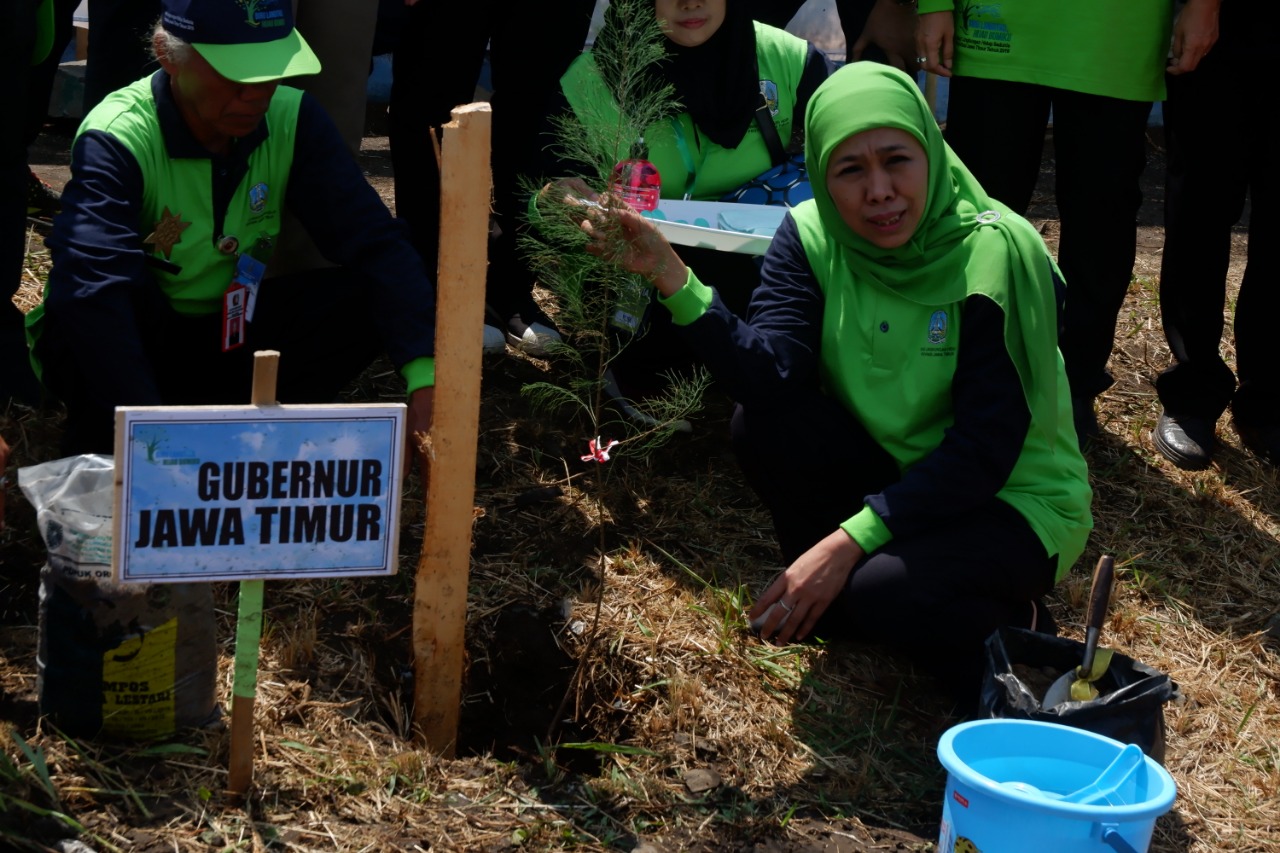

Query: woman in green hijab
[581,62,1092,699]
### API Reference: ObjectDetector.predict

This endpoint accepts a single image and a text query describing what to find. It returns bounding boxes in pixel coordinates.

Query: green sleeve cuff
[400,356,436,394]
[840,505,893,554]
[656,267,714,326]
[916,0,954,13]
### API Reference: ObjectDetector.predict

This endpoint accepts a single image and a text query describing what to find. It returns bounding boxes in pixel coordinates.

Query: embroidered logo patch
[759,80,779,117]
[241,0,286,29]
[143,206,192,260]
[927,310,948,345]
[249,182,269,213]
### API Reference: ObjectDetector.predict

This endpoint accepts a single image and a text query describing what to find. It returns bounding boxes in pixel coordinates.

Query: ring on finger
[915,55,928,64]
[779,601,795,613]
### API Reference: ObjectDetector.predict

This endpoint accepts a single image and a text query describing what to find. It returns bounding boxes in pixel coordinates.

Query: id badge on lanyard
[222,252,266,352]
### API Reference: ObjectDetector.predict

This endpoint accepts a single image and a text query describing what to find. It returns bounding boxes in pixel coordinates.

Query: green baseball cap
[161,0,321,84]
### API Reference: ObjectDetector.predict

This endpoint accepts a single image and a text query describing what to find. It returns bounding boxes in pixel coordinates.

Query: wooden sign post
[112,352,407,796]
[412,102,492,755]
[228,350,279,796]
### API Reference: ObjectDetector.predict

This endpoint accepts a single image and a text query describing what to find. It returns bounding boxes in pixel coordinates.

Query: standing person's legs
[1151,56,1247,466]
[2,0,42,405]
[1155,63,1245,421]
[485,0,594,336]
[23,0,77,149]
[943,76,1051,215]
[1212,8,1277,460]
[270,0,379,276]
[1230,144,1276,461]
[84,0,159,113]
[388,3,491,267]
[1050,90,1151,409]
[291,0,379,156]
[3,0,37,294]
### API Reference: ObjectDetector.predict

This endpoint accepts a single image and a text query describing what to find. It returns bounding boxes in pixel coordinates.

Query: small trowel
[1043,555,1115,709]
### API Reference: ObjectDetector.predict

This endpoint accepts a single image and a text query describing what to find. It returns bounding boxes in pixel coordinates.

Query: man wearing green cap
[29,0,437,478]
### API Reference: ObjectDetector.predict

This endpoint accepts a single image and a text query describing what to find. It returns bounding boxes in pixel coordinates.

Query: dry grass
[2,136,1277,852]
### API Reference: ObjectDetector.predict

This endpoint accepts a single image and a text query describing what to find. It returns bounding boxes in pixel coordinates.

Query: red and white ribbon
[581,436,620,463]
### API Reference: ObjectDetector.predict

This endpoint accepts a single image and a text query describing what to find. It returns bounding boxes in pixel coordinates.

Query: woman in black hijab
[556,0,833,403]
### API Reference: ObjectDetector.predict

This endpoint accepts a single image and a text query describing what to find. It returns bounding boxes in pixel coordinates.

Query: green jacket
[29,74,436,393]
[561,22,810,200]
[792,204,1092,579]
[76,76,300,314]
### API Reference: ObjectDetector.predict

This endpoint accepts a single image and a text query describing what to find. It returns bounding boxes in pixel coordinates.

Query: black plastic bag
[979,626,1178,763]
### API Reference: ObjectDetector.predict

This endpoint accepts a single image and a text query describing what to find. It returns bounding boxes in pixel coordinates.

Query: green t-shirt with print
[916,0,1172,102]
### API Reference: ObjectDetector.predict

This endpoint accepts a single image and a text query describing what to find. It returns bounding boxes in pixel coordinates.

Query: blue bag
[720,154,812,208]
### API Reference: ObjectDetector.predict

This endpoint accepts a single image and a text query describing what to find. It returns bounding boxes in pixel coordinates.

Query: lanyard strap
[753,92,787,167]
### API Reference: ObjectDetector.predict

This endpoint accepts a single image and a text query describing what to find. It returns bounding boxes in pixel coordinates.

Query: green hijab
[798,62,1063,442]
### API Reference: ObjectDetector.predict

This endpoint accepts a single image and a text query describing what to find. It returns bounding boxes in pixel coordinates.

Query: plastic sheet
[19,454,219,739]
[979,627,1178,763]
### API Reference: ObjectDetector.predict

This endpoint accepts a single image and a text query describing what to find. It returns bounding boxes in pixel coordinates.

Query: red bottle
[610,139,661,212]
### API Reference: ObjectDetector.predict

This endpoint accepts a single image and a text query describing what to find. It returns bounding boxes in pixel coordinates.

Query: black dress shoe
[1153,411,1216,470]
[1234,418,1280,466]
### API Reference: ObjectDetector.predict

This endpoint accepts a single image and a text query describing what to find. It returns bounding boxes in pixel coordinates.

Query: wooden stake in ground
[227,350,280,796]
[412,103,492,755]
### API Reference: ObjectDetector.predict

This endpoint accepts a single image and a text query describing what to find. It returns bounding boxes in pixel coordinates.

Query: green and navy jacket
[657,213,1092,580]
[560,22,830,200]
[31,71,436,398]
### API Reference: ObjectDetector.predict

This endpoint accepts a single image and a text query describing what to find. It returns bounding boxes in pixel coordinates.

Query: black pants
[945,78,1152,402]
[1155,43,1274,427]
[84,0,159,115]
[42,269,383,455]
[387,0,595,321]
[2,0,43,404]
[730,389,1057,697]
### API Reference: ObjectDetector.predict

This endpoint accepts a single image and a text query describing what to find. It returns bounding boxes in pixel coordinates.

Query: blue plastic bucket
[937,719,1176,853]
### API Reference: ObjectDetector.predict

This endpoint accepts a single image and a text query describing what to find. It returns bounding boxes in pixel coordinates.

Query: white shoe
[507,321,562,358]
[483,324,506,354]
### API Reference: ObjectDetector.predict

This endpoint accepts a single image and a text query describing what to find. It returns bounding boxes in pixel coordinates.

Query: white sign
[113,405,405,583]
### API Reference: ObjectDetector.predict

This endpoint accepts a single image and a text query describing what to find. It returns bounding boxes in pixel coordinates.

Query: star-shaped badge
[144,206,192,260]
